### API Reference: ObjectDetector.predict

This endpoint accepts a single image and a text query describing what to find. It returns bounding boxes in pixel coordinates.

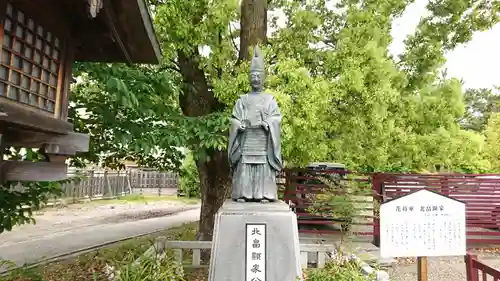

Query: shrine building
[0,0,161,182]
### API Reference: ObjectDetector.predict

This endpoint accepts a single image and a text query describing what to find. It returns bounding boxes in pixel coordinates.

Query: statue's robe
[228,92,283,201]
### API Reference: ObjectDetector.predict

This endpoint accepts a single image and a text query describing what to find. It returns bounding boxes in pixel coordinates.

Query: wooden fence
[138,238,338,269]
[128,169,179,195]
[282,169,500,246]
[136,239,389,280]
[465,253,500,281]
[56,169,179,202]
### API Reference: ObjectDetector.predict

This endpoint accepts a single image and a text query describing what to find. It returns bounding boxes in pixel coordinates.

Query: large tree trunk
[196,149,231,241]
[177,51,231,241]
[239,0,268,61]
[177,0,268,242]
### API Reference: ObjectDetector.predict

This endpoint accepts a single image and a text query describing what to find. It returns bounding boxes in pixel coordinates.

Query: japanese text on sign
[393,205,445,213]
[246,224,266,281]
[380,189,466,258]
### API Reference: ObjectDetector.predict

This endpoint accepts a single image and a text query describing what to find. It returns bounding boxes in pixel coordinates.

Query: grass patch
[2,222,198,281]
[96,194,200,205]
[1,221,370,281]
[39,194,200,211]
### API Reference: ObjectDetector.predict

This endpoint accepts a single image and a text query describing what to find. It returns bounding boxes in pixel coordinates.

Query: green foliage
[115,253,184,281]
[0,148,66,234]
[0,181,63,234]
[399,0,499,92]
[305,258,373,281]
[308,174,373,233]
[69,63,230,171]
[1,223,198,281]
[1,260,45,281]
[69,64,184,170]
[485,113,500,172]
[461,87,500,132]
[179,152,201,198]
[70,0,500,175]
[59,7,500,250]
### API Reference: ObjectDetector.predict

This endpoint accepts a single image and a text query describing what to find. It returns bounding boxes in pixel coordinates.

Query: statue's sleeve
[264,97,283,171]
[228,98,245,167]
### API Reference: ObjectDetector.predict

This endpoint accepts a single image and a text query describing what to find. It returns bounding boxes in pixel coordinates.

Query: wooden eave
[8,0,162,64]
[73,0,162,64]
[0,101,73,134]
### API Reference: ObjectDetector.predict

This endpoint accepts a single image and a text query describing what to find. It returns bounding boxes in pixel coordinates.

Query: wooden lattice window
[0,3,62,114]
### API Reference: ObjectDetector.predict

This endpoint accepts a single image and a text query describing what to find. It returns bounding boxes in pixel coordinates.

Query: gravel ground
[388,252,500,281]
[0,200,197,246]
[387,227,500,280]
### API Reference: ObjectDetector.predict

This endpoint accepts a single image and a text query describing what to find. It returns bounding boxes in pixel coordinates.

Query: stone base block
[208,200,302,281]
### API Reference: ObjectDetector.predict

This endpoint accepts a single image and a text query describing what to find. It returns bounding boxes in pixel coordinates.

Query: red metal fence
[465,253,500,281]
[282,169,375,238]
[281,169,500,246]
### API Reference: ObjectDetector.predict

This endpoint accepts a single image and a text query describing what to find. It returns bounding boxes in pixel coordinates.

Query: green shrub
[0,260,45,281]
[307,173,373,234]
[115,252,184,281]
[179,152,200,198]
[305,259,372,281]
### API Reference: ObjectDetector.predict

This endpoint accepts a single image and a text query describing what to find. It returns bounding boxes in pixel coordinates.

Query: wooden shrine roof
[10,0,161,64]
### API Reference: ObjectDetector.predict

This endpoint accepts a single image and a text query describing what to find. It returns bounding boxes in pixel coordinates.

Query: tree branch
[217,31,223,79]
[229,23,240,55]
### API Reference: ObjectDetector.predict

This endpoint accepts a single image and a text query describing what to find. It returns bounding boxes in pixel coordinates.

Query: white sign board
[380,189,466,258]
[246,224,266,281]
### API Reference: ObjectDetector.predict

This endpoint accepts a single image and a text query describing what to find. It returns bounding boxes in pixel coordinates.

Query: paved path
[0,208,200,268]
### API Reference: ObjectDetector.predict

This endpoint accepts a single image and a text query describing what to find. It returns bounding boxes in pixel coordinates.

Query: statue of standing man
[228,46,283,203]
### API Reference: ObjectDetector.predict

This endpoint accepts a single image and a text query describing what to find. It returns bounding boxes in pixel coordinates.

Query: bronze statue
[228,46,283,203]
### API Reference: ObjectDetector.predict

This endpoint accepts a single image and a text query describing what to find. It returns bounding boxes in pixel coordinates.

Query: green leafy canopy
[70,0,499,173]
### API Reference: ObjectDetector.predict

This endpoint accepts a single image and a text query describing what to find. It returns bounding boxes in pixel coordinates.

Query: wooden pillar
[0,132,4,185]
[118,170,123,196]
[140,170,144,195]
[54,40,68,119]
[0,121,6,185]
[157,172,162,197]
[59,41,75,120]
[73,175,80,203]
[417,257,428,281]
[464,254,479,281]
[88,170,94,200]
[103,170,111,198]
[372,173,383,247]
[126,169,132,194]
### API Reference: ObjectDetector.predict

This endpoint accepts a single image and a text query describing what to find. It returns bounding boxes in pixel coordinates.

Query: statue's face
[250,71,263,91]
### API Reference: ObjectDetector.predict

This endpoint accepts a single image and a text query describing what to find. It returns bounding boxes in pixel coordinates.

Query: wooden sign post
[417,256,428,281]
[379,189,466,281]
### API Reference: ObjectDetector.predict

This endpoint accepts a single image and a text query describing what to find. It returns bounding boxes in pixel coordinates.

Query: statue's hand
[261,122,269,131]
[239,119,250,131]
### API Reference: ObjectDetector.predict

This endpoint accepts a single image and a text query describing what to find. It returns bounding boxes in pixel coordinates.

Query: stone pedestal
[208,200,302,281]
